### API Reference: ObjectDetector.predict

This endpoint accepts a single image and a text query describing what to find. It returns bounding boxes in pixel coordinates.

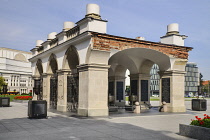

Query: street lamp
[3,84,7,96]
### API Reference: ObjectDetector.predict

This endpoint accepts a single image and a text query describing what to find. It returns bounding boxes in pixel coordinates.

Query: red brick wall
[92,33,192,59]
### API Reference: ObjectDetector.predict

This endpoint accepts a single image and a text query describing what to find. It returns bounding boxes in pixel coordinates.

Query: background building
[184,62,200,97]
[149,62,200,97]
[202,80,210,97]
[0,47,33,94]
[150,64,160,97]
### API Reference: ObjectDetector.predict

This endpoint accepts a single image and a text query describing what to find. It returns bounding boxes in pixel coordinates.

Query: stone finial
[86,4,101,19]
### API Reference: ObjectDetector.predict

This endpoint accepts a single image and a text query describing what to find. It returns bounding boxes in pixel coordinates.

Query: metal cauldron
[129,95,138,102]
[108,95,115,103]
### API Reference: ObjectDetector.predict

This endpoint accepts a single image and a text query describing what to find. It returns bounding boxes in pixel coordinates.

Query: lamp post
[33,78,41,100]
[3,84,7,97]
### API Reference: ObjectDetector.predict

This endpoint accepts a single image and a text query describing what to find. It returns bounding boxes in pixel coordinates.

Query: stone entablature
[91,32,192,59]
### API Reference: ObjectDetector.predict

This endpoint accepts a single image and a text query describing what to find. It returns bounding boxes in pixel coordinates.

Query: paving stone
[1,101,208,140]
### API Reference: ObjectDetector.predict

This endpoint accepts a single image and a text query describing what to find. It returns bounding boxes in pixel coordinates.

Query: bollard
[159,101,167,112]
[134,102,141,113]
[162,101,167,112]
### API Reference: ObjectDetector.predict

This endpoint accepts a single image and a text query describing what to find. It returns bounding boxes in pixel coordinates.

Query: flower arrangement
[190,114,210,128]
[14,96,32,100]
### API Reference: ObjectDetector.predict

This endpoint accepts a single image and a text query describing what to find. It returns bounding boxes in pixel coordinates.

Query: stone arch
[109,51,138,74]
[139,60,155,74]
[47,53,58,74]
[14,53,27,62]
[108,47,172,108]
[35,59,43,76]
[62,46,80,74]
[109,48,171,73]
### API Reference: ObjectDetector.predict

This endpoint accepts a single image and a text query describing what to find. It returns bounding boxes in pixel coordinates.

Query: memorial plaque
[141,80,148,101]
[108,82,114,95]
[116,82,123,101]
[162,78,170,103]
[131,80,138,95]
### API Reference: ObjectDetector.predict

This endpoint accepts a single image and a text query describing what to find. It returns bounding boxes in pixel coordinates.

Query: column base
[167,106,186,112]
[78,108,108,117]
[57,105,67,112]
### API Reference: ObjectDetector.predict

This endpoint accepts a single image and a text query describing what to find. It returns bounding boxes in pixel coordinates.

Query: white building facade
[0,47,33,94]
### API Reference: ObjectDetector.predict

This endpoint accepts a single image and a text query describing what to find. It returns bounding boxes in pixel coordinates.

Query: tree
[0,76,6,91]
[200,73,203,87]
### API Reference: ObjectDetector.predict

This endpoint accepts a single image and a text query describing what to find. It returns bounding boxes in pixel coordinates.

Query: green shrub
[190,114,210,128]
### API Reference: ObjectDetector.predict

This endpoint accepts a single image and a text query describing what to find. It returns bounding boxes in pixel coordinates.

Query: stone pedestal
[160,70,186,112]
[77,64,110,116]
[134,102,141,114]
[42,73,52,109]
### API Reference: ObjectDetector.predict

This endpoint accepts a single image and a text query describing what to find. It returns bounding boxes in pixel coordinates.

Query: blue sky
[0,0,210,79]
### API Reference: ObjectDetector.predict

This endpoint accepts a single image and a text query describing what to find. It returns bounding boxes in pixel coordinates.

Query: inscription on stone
[116,82,123,101]
[141,80,148,101]
[108,82,114,95]
[162,78,170,103]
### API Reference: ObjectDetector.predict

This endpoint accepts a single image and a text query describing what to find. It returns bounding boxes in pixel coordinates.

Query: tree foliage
[200,73,203,87]
[0,77,6,90]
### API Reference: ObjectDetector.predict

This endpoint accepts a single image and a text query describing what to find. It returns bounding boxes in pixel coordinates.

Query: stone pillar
[129,74,139,105]
[139,74,151,105]
[109,76,126,106]
[42,73,52,109]
[77,64,110,116]
[56,70,70,112]
[130,74,150,105]
[160,70,186,112]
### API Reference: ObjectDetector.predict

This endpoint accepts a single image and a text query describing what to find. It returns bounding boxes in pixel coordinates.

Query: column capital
[129,73,150,79]
[108,76,126,80]
[42,73,54,78]
[77,63,110,72]
[32,75,41,80]
[56,69,71,75]
[159,70,186,77]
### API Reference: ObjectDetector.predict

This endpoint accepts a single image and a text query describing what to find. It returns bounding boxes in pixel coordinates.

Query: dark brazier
[28,100,47,119]
[141,80,148,101]
[0,97,10,107]
[192,99,207,111]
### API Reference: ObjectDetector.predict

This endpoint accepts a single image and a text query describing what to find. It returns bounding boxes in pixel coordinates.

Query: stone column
[139,74,151,105]
[160,70,186,112]
[77,64,110,116]
[109,76,126,105]
[56,69,70,112]
[42,73,52,109]
[129,74,139,105]
[130,74,150,105]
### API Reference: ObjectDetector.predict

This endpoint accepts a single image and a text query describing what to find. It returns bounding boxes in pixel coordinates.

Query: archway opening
[64,46,80,112]
[48,54,58,109]
[34,59,43,100]
[108,48,171,113]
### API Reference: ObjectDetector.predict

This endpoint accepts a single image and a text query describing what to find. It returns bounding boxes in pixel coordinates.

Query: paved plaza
[0,99,209,140]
